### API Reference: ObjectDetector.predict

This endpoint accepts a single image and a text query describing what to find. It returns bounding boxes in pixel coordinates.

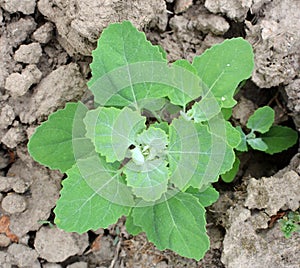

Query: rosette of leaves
[28,21,254,260]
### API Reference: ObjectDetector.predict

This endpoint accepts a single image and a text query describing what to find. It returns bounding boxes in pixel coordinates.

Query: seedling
[222,106,298,182]
[279,211,300,238]
[28,21,254,260]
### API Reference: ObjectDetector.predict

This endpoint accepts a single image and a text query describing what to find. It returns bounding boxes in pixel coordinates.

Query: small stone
[0,105,15,129]
[43,264,63,268]
[5,73,31,97]
[34,227,89,262]
[0,176,12,192]
[1,0,36,15]
[1,193,27,214]
[195,13,230,35]
[7,243,38,267]
[0,251,13,268]
[0,234,11,247]
[174,0,193,14]
[23,65,43,84]
[5,65,42,98]
[1,127,26,148]
[0,176,29,193]
[14,43,42,64]
[67,262,88,268]
[7,18,37,47]
[32,22,54,43]
[205,0,252,22]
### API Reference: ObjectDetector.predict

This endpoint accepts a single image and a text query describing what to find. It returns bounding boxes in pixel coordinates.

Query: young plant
[222,106,298,182]
[28,21,254,260]
[279,211,300,238]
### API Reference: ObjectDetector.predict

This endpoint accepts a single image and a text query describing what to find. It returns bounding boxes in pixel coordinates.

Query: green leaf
[124,159,169,201]
[88,21,201,110]
[131,192,209,260]
[186,186,219,207]
[151,121,169,135]
[247,138,268,151]
[54,157,131,233]
[261,126,298,154]
[221,157,240,183]
[84,106,146,163]
[192,38,254,111]
[221,108,232,120]
[168,60,200,107]
[235,126,248,152]
[246,106,275,133]
[136,127,168,160]
[168,116,236,190]
[168,118,207,190]
[125,213,143,236]
[88,21,167,108]
[28,102,94,173]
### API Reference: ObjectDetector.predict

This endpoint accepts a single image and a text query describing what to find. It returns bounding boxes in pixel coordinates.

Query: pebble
[0,105,15,129]
[43,264,62,268]
[67,262,88,268]
[5,65,42,97]
[7,18,37,47]
[1,0,36,15]
[1,126,26,149]
[34,227,89,263]
[0,176,29,193]
[14,43,42,64]
[7,243,38,267]
[32,22,54,43]
[0,234,11,247]
[1,193,27,214]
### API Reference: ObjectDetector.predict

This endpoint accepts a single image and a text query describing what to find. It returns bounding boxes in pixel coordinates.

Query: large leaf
[88,21,202,110]
[261,126,298,154]
[192,38,254,120]
[54,157,131,233]
[168,118,203,190]
[84,106,146,163]
[246,106,275,133]
[168,116,235,190]
[28,102,94,173]
[131,191,209,260]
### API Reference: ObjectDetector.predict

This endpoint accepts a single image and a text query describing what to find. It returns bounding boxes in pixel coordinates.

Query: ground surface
[0,0,300,267]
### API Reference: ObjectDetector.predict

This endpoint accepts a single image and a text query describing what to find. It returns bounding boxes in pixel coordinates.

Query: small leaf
[136,127,168,160]
[186,186,219,207]
[246,106,275,133]
[261,126,298,154]
[84,106,146,163]
[221,157,240,183]
[151,122,169,135]
[124,159,169,201]
[192,38,254,109]
[28,102,94,173]
[235,126,248,152]
[247,138,268,151]
[54,157,131,233]
[131,191,209,260]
